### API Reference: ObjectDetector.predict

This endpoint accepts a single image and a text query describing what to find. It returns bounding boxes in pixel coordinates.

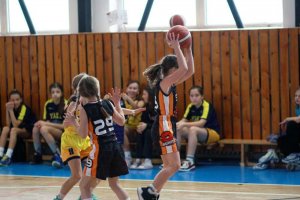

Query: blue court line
[0,163,299,186]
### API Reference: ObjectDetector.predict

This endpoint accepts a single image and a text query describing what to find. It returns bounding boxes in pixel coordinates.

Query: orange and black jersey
[82,100,117,143]
[154,82,178,117]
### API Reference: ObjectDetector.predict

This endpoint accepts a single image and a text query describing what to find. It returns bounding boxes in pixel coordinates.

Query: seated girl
[0,89,36,166]
[31,83,67,168]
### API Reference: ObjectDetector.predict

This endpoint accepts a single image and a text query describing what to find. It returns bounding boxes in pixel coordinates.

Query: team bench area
[22,138,276,167]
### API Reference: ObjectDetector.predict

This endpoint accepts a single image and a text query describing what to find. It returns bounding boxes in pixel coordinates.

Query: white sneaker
[130,159,141,169]
[179,160,195,172]
[137,161,153,170]
[258,149,279,164]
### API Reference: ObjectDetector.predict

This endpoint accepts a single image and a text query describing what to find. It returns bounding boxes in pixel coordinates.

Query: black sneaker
[30,152,43,164]
[137,186,159,200]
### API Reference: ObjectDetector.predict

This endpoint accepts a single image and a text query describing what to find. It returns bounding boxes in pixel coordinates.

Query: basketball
[167,25,192,48]
[169,14,185,27]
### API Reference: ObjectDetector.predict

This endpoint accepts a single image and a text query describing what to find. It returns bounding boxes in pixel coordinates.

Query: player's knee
[189,126,199,133]
[2,126,10,134]
[40,126,49,134]
[169,161,181,173]
[71,174,82,183]
[10,128,18,136]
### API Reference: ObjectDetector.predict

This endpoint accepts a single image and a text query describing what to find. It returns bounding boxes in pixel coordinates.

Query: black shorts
[84,141,129,180]
[151,115,178,155]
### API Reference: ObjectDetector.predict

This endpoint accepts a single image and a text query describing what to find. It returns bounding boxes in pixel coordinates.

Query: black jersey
[43,99,67,123]
[82,100,116,143]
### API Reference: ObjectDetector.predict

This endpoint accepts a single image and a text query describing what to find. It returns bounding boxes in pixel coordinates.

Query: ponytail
[143,64,162,88]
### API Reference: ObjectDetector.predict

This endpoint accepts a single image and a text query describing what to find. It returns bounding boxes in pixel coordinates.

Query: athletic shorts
[151,115,178,155]
[83,141,128,180]
[114,124,124,144]
[199,128,220,144]
[61,126,91,164]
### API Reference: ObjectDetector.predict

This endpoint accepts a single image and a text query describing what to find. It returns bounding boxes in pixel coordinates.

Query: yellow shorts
[61,126,91,164]
[203,128,220,144]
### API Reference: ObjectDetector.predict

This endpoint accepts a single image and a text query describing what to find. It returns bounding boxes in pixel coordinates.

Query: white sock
[186,155,194,164]
[59,193,65,199]
[6,148,14,158]
[124,151,131,158]
[83,198,92,200]
[150,184,159,195]
[145,158,152,164]
[0,147,4,157]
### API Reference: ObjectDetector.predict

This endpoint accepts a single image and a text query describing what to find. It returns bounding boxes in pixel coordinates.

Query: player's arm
[182,119,207,128]
[122,107,146,116]
[77,108,89,138]
[177,47,194,84]
[6,109,11,127]
[161,33,188,92]
[9,106,25,127]
[43,121,64,129]
[112,102,126,126]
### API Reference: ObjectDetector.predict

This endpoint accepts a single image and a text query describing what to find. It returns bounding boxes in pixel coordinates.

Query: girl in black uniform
[0,90,36,166]
[137,33,194,199]
[66,75,130,200]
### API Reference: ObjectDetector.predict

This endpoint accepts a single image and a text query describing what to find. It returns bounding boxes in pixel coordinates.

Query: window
[7,0,69,33]
[206,0,283,26]
[123,0,197,29]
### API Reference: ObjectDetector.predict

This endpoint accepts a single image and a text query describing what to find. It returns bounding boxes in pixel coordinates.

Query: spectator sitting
[31,83,67,168]
[176,86,221,171]
[254,88,300,170]
[0,89,36,166]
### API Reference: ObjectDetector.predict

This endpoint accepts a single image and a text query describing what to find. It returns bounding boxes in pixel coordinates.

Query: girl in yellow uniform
[54,73,92,200]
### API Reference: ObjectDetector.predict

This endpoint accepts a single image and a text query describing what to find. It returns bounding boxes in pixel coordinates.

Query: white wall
[91,0,111,32]
[283,0,295,27]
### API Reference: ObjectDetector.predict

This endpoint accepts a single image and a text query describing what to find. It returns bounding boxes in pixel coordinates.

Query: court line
[0,174,299,187]
[0,185,300,197]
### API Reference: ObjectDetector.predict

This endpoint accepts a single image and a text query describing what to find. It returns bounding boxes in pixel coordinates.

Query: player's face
[189,89,203,105]
[51,88,63,102]
[142,90,149,103]
[126,83,139,99]
[295,90,300,105]
[10,94,22,109]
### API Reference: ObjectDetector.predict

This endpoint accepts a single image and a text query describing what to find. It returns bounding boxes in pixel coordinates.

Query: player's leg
[108,177,129,200]
[55,158,82,199]
[176,126,189,151]
[1,127,30,166]
[31,125,43,163]
[0,127,10,158]
[80,176,99,199]
[40,125,63,167]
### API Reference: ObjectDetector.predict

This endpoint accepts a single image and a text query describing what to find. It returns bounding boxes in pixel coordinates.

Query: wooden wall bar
[0,28,299,140]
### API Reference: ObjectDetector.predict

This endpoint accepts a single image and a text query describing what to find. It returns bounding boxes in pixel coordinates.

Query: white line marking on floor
[0,185,299,197]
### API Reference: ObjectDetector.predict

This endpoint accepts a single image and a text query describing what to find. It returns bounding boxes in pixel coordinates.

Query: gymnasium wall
[0,28,299,140]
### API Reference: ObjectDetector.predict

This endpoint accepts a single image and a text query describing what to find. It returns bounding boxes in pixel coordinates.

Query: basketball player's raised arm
[177,47,194,84]
[161,33,189,89]
[110,88,126,126]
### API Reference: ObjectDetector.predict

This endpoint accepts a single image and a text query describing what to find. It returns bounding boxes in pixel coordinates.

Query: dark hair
[143,55,178,88]
[49,82,65,117]
[9,89,22,99]
[8,89,24,113]
[143,86,155,116]
[189,86,203,96]
[78,75,110,118]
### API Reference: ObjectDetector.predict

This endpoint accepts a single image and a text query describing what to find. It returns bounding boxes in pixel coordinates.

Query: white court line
[0,174,300,187]
[0,185,299,197]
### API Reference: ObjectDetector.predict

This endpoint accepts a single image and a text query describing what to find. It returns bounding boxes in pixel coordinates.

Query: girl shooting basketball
[137,32,194,199]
